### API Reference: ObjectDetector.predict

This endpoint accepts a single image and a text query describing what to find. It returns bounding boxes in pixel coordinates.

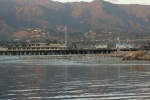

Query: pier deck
[0,48,138,56]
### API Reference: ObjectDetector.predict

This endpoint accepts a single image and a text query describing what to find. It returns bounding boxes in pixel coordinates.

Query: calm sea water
[0,56,150,100]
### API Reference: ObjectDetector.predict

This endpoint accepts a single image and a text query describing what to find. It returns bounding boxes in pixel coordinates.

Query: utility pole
[117,36,120,51]
[64,26,67,49]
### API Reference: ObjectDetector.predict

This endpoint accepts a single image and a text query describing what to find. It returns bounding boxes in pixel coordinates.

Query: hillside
[0,0,150,40]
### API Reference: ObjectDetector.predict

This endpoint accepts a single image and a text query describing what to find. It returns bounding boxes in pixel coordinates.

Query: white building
[8,43,67,51]
[95,43,136,49]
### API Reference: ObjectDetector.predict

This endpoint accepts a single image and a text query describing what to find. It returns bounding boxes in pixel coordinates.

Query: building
[95,42,136,49]
[8,43,66,51]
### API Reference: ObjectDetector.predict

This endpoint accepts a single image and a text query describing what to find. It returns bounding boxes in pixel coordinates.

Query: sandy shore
[92,57,149,64]
[18,53,150,65]
[72,55,150,65]
[61,53,150,64]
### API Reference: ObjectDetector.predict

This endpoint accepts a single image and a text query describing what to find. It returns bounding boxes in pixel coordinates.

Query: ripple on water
[0,62,150,100]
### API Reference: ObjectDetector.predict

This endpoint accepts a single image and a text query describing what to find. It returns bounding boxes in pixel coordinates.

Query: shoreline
[0,50,149,65]
[71,54,150,64]
[17,52,150,64]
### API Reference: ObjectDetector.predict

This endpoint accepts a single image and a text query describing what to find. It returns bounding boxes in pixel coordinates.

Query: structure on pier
[0,39,143,56]
[8,43,66,51]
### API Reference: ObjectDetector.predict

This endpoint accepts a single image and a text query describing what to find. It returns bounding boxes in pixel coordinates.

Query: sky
[52,0,150,5]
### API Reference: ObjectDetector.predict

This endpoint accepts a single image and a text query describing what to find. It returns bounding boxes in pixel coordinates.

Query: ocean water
[0,56,150,100]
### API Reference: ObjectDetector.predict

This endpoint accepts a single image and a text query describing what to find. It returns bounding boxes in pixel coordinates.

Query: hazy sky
[52,0,150,5]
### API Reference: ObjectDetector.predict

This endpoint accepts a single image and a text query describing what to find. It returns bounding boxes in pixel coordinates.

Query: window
[36,44,40,46]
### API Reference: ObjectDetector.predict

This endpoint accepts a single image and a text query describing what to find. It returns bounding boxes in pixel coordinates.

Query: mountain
[0,0,150,40]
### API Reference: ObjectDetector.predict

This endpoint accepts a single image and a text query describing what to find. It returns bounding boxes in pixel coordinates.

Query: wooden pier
[0,48,138,56]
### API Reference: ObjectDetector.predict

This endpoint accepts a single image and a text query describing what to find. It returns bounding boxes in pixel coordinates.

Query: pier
[0,48,138,56]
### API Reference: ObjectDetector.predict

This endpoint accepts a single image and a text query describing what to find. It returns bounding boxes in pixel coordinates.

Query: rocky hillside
[0,0,150,40]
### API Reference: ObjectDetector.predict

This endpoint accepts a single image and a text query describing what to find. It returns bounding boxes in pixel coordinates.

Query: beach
[71,54,150,65]
[16,50,150,65]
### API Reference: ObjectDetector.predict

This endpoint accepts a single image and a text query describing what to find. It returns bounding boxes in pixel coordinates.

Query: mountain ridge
[0,0,150,40]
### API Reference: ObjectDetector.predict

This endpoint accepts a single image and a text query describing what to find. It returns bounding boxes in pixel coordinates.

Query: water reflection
[0,64,150,100]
